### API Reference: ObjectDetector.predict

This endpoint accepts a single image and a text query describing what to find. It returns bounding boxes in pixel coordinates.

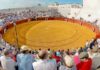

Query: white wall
[57,5,71,17]
[83,0,100,9]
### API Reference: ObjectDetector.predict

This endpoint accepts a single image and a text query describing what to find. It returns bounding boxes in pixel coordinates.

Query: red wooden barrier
[0,17,100,38]
[0,26,4,34]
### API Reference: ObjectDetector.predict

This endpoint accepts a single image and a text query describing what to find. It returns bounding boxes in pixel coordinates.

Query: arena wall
[0,17,100,38]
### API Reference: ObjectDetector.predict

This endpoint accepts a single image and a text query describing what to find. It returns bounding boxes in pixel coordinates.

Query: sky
[0,0,83,9]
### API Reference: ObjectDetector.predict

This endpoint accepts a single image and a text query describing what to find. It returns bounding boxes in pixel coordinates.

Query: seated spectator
[91,46,100,58]
[48,53,57,65]
[97,38,100,48]
[32,50,57,70]
[73,51,80,65]
[87,47,93,58]
[92,47,100,70]
[59,55,77,70]
[77,52,92,70]
[78,47,83,54]
[56,50,61,57]
[0,49,16,70]
[52,52,61,63]
[85,40,90,48]
[17,45,34,70]
[90,38,97,49]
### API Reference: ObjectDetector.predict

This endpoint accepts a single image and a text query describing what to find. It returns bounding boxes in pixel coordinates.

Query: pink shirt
[73,56,80,65]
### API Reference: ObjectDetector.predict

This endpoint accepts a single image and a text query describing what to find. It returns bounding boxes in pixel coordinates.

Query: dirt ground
[3,20,95,50]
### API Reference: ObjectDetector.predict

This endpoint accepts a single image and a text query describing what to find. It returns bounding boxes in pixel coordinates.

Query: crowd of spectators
[0,7,99,29]
[0,9,37,24]
[0,7,61,26]
[0,7,100,70]
[0,38,100,70]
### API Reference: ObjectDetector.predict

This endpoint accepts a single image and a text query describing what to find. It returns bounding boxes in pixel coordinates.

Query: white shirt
[33,59,57,70]
[92,54,100,70]
[0,56,15,70]
[59,65,77,70]
[90,53,100,59]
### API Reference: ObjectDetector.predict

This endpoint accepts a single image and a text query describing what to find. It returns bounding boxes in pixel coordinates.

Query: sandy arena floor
[3,20,95,50]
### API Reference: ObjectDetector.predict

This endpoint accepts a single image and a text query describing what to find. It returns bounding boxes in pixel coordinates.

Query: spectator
[0,49,16,70]
[77,52,92,70]
[78,47,83,54]
[91,47,100,70]
[17,45,34,70]
[97,38,100,48]
[73,51,80,65]
[91,46,99,58]
[87,47,93,58]
[90,38,97,49]
[48,52,57,64]
[59,55,77,70]
[52,52,61,63]
[56,50,61,57]
[32,50,57,70]
[85,40,90,48]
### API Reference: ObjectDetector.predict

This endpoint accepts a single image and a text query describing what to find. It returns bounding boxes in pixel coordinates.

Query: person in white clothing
[0,49,16,70]
[59,55,77,70]
[32,50,57,70]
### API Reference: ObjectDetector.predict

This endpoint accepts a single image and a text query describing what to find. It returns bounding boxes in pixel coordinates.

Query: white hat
[21,45,29,50]
[64,55,74,67]
[79,52,88,59]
